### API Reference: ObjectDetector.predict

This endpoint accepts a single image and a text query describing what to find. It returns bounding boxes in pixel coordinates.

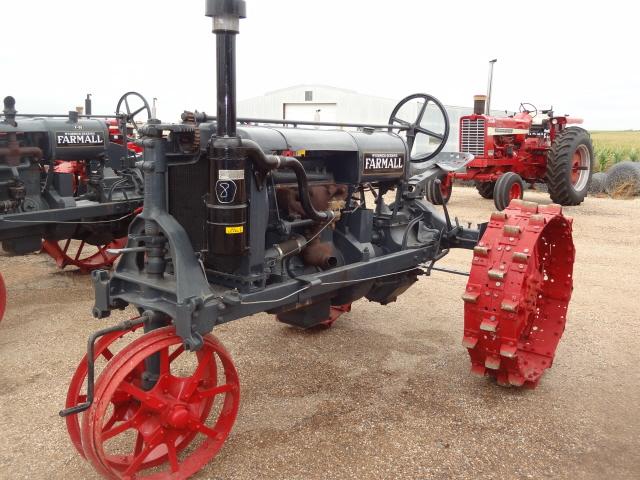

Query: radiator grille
[168,157,209,252]
[460,118,486,156]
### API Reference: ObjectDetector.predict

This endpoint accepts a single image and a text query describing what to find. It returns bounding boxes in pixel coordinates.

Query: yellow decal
[225,226,244,234]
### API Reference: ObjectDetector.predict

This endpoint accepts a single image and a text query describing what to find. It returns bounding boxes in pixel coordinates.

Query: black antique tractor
[59,2,577,478]
[0,93,149,322]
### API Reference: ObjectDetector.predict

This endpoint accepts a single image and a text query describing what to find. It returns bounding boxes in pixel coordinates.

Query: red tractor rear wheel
[462,200,574,388]
[80,327,240,479]
[493,172,524,211]
[475,181,495,199]
[41,237,126,273]
[547,126,594,206]
[0,273,6,323]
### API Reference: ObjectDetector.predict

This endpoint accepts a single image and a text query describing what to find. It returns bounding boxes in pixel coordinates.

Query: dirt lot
[1,187,639,480]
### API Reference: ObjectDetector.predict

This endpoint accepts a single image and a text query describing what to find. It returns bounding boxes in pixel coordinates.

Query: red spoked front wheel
[41,237,127,273]
[462,199,574,388]
[81,327,240,479]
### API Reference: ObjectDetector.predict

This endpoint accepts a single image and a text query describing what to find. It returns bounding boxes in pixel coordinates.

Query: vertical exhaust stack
[85,94,92,117]
[485,59,497,115]
[205,0,248,273]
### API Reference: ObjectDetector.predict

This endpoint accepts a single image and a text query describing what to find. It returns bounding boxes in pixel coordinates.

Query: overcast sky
[2,0,638,130]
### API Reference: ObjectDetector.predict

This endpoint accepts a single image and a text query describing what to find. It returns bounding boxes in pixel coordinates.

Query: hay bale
[604,161,640,198]
[588,172,607,195]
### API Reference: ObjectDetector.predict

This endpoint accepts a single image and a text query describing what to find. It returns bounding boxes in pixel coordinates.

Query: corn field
[591,131,640,172]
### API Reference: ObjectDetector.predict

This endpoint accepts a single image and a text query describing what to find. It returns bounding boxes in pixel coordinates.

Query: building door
[283,103,337,124]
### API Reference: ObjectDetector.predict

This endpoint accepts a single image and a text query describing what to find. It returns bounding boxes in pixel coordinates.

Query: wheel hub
[165,404,191,430]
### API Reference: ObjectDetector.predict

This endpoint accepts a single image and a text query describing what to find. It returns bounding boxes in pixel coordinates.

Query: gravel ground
[1,187,639,480]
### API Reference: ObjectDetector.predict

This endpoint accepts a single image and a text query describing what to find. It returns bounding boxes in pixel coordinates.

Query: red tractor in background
[430,94,595,210]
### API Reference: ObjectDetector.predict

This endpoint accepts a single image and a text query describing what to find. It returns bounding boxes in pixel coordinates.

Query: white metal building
[238,85,506,153]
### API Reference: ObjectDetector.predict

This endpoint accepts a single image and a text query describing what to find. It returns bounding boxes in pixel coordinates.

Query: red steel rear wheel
[0,273,6,323]
[319,304,352,328]
[81,327,240,479]
[462,199,574,388]
[41,237,126,273]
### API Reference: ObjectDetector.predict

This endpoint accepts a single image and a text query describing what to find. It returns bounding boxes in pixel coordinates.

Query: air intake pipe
[473,95,487,116]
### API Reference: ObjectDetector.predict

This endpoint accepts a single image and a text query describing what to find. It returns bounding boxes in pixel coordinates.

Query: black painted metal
[86,0,484,358]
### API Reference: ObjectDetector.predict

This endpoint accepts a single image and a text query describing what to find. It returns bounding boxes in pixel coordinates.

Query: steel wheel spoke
[134,432,144,456]
[416,100,428,125]
[416,126,444,140]
[198,383,233,398]
[159,347,170,375]
[98,245,109,261]
[166,441,179,473]
[391,116,410,127]
[196,423,224,441]
[62,238,72,255]
[102,417,135,441]
[118,381,165,410]
[169,345,185,363]
[123,428,163,476]
[132,105,147,117]
[180,351,214,401]
[74,240,86,261]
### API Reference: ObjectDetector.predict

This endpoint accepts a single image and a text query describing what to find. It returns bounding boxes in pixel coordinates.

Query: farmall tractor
[0,92,149,322]
[431,95,594,210]
[58,2,577,478]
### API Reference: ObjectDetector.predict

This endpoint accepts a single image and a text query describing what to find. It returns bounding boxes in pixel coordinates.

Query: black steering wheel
[519,102,538,118]
[115,91,151,138]
[388,93,450,163]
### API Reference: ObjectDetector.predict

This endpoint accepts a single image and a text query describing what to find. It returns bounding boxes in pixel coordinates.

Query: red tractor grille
[460,118,486,156]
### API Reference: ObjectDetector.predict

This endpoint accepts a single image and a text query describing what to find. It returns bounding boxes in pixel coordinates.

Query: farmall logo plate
[56,131,105,146]
[363,152,405,174]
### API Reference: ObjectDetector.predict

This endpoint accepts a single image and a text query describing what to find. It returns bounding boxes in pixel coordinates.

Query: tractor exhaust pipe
[206,0,246,138]
[204,0,248,272]
[85,94,92,116]
[485,59,497,115]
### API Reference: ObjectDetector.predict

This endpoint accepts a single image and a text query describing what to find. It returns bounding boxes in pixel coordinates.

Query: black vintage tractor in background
[0,92,149,322]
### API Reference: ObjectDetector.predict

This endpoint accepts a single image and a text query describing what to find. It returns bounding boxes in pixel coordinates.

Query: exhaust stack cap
[473,95,487,115]
[206,0,246,32]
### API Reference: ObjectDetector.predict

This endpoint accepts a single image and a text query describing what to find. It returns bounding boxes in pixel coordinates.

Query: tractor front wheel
[80,327,240,479]
[475,181,495,199]
[546,126,594,205]
[493,172,524,210]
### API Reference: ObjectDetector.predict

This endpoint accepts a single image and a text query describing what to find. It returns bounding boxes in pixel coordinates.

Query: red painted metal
[320,303,352,328]
[53,160,87,194]
[41,237,127,273]
[107,119,143,153]
[462,200,574,388]
[451,110,581,186]
[64,321,144,459]
[80,327,240,479]
[509,181,523,201]
[0,272,6,323]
